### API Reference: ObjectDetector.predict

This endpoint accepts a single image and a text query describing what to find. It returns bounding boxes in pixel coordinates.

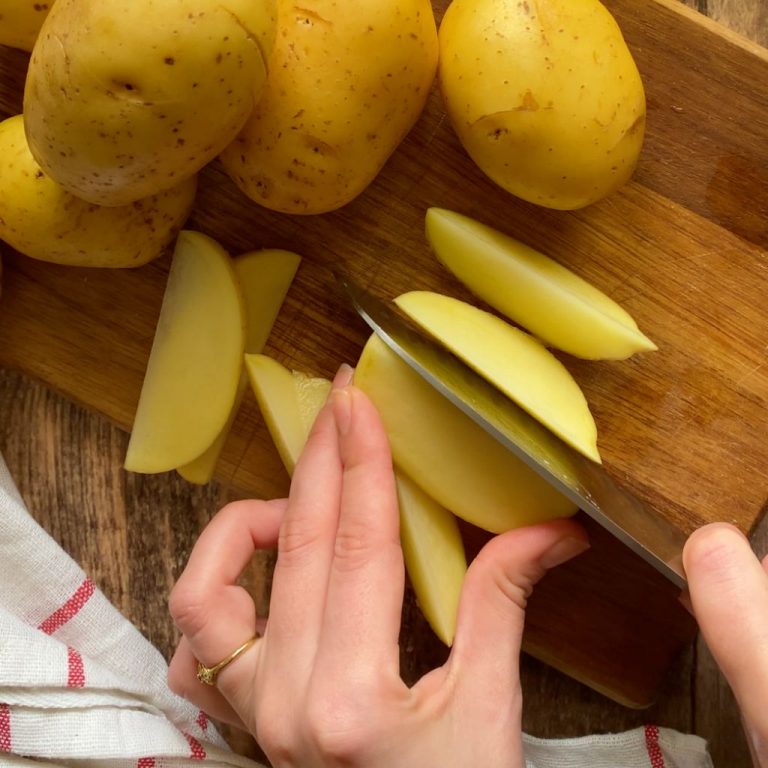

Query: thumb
[448,519,589,701]
[684,523,768,756]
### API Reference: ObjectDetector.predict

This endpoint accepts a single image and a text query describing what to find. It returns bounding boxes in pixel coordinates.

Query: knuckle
[304,698,370,761]
[255,704,298,763]
[474,545,540,612]
[276,515,325,567]
[168,583,208,636]
[332,523,374,573]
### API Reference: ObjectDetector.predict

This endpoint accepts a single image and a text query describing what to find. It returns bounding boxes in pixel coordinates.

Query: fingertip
[683,522,750,576]
[332,363,355,389]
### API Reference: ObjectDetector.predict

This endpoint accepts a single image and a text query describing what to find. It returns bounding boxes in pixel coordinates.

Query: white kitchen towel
[0,450,714,767]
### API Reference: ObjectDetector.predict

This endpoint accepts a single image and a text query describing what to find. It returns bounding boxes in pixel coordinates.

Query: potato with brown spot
[219,0,438,214]
[438,0,646,209]
[0,115,196,267]
[23,0,277,205]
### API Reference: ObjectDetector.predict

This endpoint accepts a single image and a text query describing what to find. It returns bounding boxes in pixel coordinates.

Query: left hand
[167,366,589,767]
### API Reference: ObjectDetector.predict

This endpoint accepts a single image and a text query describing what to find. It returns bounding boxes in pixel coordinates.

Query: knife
[336,273,688,589]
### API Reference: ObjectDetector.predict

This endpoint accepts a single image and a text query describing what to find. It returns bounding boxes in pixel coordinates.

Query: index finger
[313,385,405,688]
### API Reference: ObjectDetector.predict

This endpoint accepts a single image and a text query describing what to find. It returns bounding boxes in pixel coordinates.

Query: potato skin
[0,0,54,51]
[219,0,438,214]
[23,0,276,206]
[0,115,196,267]
[438,0,646,210]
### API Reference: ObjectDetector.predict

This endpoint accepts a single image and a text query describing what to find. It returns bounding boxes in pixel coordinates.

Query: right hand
[684,523,768,766]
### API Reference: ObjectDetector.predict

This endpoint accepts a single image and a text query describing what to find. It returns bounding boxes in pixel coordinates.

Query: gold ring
[196,634,260,686]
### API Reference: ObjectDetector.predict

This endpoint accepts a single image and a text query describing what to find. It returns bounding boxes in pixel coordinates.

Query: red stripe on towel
[645,724,665,767]
[137,758,156,768]
[67,646,85,688]
[185,732,207,760]
[0,703,10,752]
[38,578,95,635]
[196,710,209,732]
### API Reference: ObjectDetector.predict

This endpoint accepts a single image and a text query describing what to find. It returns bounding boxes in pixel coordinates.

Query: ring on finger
[196,633,261,686]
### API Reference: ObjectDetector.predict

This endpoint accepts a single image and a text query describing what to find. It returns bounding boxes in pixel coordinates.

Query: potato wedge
[177,249,301,484]
[426,208,657,360]
[395,290,600,463]
[397,472,466,646]
[245,354,331,475]
[355,334,576,533]
[124,231,245,473]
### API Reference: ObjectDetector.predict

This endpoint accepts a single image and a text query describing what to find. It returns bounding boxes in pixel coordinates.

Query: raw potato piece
[0,0,54,51]
[397,472,466,646]
[219,0,438,213]
[125,231,245,473]
[24,0,277,205]
[355,334,576,533]
[245,354,331,475]
[426,208,657,360]
[395,290,600,463]
[0,116,196,268]
[177,249,301,483]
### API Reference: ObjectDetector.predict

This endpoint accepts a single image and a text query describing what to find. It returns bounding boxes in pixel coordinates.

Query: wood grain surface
[1,0,766,765]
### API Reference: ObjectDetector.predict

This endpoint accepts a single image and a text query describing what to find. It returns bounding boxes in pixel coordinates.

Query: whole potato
[438,0,646,210]
[0,115,196,267]
[219,0,438,214]
[23,0,276,206]
[0,0,54,51]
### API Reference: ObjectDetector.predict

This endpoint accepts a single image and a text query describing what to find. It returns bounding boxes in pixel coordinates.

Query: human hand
[168,365,589,767]
[684,523,768,767]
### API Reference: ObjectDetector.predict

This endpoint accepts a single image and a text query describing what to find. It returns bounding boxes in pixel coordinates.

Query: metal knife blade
[336,273,687,588]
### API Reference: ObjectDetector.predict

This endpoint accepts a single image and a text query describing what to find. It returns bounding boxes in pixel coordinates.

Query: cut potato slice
[355,334,576,533]
[177,249,301,484]
[397,472,466,646]
[395,290,600,463]
[245,354,331,475]
[125,231,245,473]
[426,208,657,360]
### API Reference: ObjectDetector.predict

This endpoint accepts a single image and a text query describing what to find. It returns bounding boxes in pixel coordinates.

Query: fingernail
[540,536,590,570]
[332,363,354,389]
[331,387,353,435]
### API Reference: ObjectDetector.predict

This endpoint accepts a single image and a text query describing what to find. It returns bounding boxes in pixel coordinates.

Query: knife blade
[336,273,687,588]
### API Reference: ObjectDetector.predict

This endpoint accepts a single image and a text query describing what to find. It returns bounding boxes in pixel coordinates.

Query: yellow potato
[125,231,245,473]
[438,0,646,209]
[245,354,331,475]
[0,0,54,50]
[395,290,601,462]
[355,334,576,533]
[396,472,466,646]
[426,208,657,359]
[178,249,301,484]
[24,0,277,205]
[0,115,195,268]
[219,0,438,214]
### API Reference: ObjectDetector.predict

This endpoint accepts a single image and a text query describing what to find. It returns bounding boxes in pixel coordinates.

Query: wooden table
[1,1,766,765]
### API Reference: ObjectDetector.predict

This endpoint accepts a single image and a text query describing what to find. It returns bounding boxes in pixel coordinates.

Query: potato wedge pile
[122,209,655,644]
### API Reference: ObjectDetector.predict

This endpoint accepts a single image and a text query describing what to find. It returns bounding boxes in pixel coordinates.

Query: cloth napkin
[0,451,714,768]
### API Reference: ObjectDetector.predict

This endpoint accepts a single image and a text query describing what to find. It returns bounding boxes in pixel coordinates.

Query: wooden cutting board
[1,0,767,708]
